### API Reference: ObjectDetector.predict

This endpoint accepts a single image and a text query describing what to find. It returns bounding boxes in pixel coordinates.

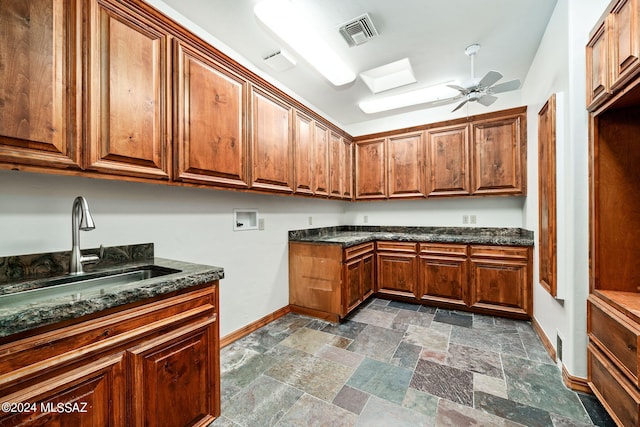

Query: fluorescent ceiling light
[360,58,417,94]
[254,0,356,86]
[359,82,460,114]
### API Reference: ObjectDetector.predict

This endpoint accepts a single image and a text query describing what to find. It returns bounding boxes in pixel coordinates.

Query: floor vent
[557,334,563,362]
[338,13,378,47]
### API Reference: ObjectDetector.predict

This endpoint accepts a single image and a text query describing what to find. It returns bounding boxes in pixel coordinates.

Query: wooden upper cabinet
[313,122,330,196]
[174,40,248,188]
[610,0,640,91]
[0,0,82,169]
[538,95,557,297]
[587,22,611,109]
[343,138,353,199]
[329,131,343,198]
[85,0,170,179]
[250,87,293,192]
[425,125,470,197]
[355,138,387,199]
[388,132,425,198]
[294,112,313,195]
[471,114,526,195]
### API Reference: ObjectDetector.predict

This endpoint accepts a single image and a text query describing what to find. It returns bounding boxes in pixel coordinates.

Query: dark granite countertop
[289,226,534,247]
[0,244,224,338]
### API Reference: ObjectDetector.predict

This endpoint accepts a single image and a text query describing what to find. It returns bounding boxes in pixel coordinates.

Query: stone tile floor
[211,298,615,427]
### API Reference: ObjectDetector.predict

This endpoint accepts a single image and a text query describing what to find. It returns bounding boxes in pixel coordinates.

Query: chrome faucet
[70,196,100,274]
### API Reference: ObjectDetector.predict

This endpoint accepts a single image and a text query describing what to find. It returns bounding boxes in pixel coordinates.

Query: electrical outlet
[470,215,477,224]
[258,218,265,230]
[557,333,563,363]
[364,215,369,224]
[462,215,469,224]
[308,216,313,226]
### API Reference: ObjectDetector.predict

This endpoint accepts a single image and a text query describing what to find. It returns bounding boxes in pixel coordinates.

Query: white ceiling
[156,0,558,127]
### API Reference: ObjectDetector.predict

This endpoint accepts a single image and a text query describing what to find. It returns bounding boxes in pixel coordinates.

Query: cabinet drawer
[589,342,640,427]
[376,241,417,253]
[419,243,467,257]
[469,245,529,260]
[588,297,640,385]
[344,242,375,260]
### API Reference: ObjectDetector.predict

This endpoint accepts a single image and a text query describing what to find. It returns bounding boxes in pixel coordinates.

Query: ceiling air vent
[338,13,378,47]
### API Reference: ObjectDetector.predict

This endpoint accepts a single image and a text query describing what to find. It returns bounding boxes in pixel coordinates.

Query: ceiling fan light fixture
[254,0,356,86]
[358,82,460,114]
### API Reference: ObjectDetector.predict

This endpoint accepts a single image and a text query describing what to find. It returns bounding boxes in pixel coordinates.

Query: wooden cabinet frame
[0,0,83,170]
[538,94,557,296]
[173,39,249,188]
[85,0,171,179]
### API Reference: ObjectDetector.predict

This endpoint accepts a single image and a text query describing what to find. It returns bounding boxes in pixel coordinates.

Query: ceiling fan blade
[446,84,469,94]
[489,79,521,94]
[452,99,468,112]
[478,70,503,88]
[478,94,498,107]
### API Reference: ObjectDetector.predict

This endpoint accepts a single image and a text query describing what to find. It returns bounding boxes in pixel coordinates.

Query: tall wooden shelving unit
[586,1,640,425]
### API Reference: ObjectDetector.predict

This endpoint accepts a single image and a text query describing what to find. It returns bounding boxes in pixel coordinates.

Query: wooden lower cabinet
[344,249,374,314]
[289,242,374,321]
[588,295,640,426]
[418,243,468,308]
[376,242,419,299]
[469,246,532,318]
[289,240,532,321]
[0,284,220,427]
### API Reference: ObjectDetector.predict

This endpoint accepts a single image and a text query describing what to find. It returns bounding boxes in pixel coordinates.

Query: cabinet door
[469,246,531,318]
[361,253,375,300]
[425,125,470,196]
[538,95,557,296]
[388,132,425,198]
[344,258,363,315]
[343,138,353,199]
[610,0,640,91]
[355,138,387,199]
[0,354,125,426]
[250,88,293,192]
[313,123,329,196]
[471,114,525,195]
[128,318,219,427]
[418,255,468,308]
[376,243,418,299]
[294,112,314,194]
[587,22,610,109]
[86,0,170,179]
[0,0,82,169]
[174,40,248,188]
[329,131,343,198]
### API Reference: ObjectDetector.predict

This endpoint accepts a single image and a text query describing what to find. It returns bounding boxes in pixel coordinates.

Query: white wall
[521,0,609,378]
[344,197,525,228]
[0,170,346,337]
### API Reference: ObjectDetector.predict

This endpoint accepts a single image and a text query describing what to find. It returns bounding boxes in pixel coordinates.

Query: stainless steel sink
[0,265,181,308]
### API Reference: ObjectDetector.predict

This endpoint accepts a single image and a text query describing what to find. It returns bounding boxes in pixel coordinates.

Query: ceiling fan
[447,44,521,112]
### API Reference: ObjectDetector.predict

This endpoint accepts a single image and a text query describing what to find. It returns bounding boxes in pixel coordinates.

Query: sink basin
[0,265,181,308]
